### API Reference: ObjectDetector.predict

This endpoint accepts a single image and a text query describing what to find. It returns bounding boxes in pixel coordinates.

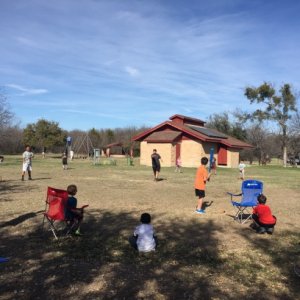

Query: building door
[218,145,227,165]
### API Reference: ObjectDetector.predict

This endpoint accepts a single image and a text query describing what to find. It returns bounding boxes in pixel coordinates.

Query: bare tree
[288,112,300,159]
[290,112,300,134]
[0,93,14,131]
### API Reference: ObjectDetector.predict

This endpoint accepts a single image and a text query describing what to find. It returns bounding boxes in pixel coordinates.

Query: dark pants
[128,235,158,250]
[252,214,276,228]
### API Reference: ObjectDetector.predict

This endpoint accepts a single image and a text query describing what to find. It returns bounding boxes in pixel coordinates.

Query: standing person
[175,156,182,173]
[194,157,211,214]
[238,160,246,180]
[129,213,157,252]
[70,150,74,161]
[62,153,68,170]
[21,145,34,181]
[151,149,162,181]
[211,157,217,175]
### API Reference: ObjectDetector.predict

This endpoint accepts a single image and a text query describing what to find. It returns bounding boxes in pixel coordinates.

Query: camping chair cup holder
[228,180,263,224]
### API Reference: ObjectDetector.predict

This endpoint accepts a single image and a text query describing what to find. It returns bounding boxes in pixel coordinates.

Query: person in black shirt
[151,149,162,181]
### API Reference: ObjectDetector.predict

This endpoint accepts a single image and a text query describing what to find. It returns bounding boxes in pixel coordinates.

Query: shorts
[22,163,32,172]
[152,165,161,172]
[195,189,205,198]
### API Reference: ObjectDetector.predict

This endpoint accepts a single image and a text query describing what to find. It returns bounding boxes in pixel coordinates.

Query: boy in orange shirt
[195,157,211,214]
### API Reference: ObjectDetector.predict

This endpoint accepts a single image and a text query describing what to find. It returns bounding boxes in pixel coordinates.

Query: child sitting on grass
[251,194,276,234]
[129,213,157,252]
[65,184,86,236]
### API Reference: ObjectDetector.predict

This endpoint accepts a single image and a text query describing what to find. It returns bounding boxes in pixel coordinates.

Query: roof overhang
[145,131,182,143]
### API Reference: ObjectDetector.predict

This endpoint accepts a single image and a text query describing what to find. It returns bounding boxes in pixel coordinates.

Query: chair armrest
[227,192,242,202]
[227,192,242,197]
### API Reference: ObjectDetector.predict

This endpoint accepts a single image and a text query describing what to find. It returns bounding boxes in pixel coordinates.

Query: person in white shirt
[70,150,74,161]
[238,160,246,180]
[129,213,157,252]
[22,145,34,181]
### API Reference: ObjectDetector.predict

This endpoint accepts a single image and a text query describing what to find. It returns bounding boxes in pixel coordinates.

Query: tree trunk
[283,146,287,168]
[282,125,287,168]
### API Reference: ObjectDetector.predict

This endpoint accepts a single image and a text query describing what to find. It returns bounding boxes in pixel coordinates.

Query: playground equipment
[65,136,72,157]
[93,148,100,165]
[72,133,94,159]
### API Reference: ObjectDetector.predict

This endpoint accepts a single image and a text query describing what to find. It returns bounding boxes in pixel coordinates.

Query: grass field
[0,155,299,299]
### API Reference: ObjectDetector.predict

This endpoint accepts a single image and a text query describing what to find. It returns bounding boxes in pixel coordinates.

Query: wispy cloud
[125,66,140,77]
[0,0,300,129]
[5,84,48,96]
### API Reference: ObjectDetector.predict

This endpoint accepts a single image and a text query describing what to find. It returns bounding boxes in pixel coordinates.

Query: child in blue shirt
[65,184,84,236]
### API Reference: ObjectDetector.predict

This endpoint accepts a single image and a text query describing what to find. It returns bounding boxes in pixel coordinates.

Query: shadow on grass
[0,210,299,299]
[0,211,43,228]
[236,227,300,299]
[202,200,214,211]
[0,180,38,202]
[30,177,52,181]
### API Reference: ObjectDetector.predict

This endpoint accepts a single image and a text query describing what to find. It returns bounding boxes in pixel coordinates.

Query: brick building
[132,114,252,168]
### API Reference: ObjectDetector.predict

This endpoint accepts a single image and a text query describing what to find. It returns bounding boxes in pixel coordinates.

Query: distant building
[132,114,252,168]
[104,142,124,157]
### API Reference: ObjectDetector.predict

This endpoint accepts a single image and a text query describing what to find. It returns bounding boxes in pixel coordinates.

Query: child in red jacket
[252,194,276,234]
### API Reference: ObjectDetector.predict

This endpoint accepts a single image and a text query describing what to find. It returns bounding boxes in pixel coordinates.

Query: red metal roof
[132,116,253,149]
[169,114,206,124]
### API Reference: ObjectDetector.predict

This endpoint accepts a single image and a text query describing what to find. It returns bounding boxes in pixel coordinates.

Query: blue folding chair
[228,180,263,224]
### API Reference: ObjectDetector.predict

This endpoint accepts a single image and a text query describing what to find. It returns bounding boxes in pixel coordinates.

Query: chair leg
[65,223,74,235]
[241,207,253,224]
[234,208,243,223]
[44,218,59,239]
[42,215,46,230]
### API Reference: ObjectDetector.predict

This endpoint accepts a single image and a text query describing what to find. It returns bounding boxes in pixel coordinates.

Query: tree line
[0,82,299,166]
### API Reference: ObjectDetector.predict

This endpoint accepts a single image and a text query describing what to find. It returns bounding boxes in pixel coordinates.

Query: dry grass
[0,155,299,299]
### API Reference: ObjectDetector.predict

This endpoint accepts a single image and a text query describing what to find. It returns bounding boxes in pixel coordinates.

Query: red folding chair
[42,187,74,239]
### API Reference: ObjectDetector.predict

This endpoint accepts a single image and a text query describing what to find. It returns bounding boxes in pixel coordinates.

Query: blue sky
[1,0,300,130]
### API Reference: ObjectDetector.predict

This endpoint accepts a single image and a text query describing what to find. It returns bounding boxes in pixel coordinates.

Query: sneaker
[21,176,24,181]
[195,209,205,214]
[250,223,258,230]
[266,227,274,235]
[256,227,266,234]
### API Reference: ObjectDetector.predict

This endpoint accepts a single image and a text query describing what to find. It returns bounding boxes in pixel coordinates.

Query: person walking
[151,149,162,181]
[22,145,34,181]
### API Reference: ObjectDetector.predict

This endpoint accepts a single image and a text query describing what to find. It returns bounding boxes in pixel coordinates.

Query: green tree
[243,82,297,167]
[207,112,247,141]
[88,128,102,148]
[23,119,66,152]
[106,129,115,144]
